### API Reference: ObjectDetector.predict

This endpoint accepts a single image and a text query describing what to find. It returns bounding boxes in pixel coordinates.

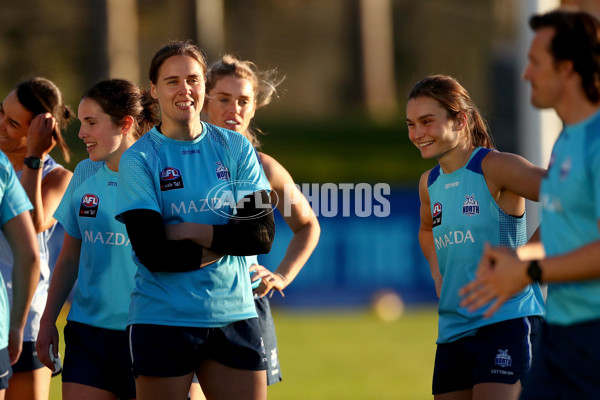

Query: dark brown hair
[408,74,494,149]
[529,8,600,103]
[16,77,73,162]
[149,41,207,84]
[82,79,160,139]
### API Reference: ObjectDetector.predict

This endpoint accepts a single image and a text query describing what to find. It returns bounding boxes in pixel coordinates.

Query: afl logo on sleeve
[432,202,442,227]
[80,193,99,218]
[160,167,184,191]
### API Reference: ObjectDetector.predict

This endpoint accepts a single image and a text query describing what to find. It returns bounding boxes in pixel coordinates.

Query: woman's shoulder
[206,122,253,150]
[256,151,294,186]
[42,155,71,178]
[480,148,528,174]
[124,130,162,160]
[421,165,441,188]
[0,151,12,176]
[256,151,277,169]
[43,160,73,188]
[74,157,102,170]
[69,159,105,183]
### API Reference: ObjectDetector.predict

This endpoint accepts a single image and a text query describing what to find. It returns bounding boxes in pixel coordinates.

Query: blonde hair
[206,54,283,148]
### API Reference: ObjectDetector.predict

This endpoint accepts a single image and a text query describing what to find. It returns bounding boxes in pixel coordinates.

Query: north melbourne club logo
[494,349,512,368]
[215,161,230,180]
[270,348,279,369]
[462,194,480,217]
[559,157,571,180]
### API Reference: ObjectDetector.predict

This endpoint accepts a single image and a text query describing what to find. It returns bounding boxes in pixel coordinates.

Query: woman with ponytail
[0,76,73,400]
[406,75,546,400]
[37,78,159,400]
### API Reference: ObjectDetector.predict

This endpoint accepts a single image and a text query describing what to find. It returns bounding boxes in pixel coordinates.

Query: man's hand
[459,243,531,318]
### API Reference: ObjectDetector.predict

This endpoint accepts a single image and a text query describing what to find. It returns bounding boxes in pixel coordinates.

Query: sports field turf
[49,304,438,400]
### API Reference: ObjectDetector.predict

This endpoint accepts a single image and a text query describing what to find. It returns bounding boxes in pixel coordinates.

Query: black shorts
[11,341,45,373]
[520,318,600,400]
[128,318,267,378]
[433,316,542,395]
[62,321,135,400]
[0,347,12,389]
[255,296,282,385]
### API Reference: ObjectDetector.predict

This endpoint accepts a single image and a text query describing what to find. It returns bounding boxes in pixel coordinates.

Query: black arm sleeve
[210,190,275,255]
[121,209,204,273]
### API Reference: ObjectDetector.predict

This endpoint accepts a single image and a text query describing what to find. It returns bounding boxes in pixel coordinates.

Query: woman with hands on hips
[184,56,320,398]
[204,55,320,299]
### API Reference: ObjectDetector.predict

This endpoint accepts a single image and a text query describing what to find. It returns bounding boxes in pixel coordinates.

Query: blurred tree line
[1,0,522,185]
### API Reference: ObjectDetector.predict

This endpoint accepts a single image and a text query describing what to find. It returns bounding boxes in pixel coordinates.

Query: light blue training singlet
[428,147,544,344]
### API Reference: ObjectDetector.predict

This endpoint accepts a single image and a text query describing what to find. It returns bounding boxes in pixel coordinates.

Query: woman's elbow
[16,250,40,276]
[310,219,321,241]
[254,225,275,254]
[135,250,172,272]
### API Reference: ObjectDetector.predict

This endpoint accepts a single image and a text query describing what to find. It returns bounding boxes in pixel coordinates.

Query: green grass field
[49,305,438,400]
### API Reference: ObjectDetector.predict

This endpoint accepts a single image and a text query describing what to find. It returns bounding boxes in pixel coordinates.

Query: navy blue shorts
[0,347,12,389]
[12,341,45,373]
[255,296,282,385]
[433,316,541,395]
[128,318,267,378]
[520,318,600,400]
[62,321,135,399]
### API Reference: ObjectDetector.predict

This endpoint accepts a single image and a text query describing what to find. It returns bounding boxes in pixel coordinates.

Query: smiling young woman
[0,77,73,400]
[115,42,275,400]
[406,75,546,400]
[183,54,321,399]
[37,78,159,400]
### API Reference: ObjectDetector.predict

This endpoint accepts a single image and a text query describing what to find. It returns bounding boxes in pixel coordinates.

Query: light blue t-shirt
[115,123,271,328]
[0,150,33,348]
[541,110,600,326]
[428,147,544,344]
[0,156,61,341]
[54,160,135,330]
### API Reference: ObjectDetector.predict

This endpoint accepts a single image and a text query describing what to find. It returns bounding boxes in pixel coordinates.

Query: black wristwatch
[24,156,43,169]
[527,260,543,283]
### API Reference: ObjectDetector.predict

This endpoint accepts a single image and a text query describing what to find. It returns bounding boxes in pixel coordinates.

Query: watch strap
[24,156,43,169]
[527,260,542,283]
